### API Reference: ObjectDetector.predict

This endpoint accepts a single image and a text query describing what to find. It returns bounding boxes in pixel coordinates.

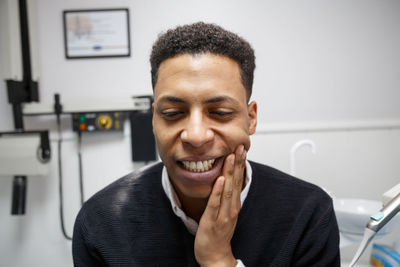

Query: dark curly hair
[150,22,256,100]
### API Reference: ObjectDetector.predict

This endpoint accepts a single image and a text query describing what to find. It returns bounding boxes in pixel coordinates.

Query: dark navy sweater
[72,161,340,266]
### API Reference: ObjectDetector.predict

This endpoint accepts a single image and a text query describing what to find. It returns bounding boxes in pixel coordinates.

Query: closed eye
[161,111,184,119]
[210,111,233,116]
[208,109,235,121]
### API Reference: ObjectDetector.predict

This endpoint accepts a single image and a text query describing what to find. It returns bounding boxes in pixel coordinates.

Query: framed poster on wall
[63,8,130,59]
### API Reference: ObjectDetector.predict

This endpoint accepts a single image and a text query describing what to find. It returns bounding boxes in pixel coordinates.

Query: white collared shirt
[161,161,253,267]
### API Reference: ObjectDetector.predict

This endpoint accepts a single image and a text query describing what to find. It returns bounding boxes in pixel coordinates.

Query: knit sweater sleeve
[72,207,106,267]
[292,197,340,266]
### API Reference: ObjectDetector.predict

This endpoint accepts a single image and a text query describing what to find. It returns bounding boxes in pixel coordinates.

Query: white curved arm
[289,139,316,176]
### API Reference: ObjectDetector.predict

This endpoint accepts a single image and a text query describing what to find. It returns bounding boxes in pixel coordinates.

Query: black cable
[57,115,72,241]
[54,93,72,241]
[77,131,84,205]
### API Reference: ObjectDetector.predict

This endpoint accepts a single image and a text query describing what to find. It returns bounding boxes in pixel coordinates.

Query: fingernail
[230,155,235,165]
[242,150,247,160]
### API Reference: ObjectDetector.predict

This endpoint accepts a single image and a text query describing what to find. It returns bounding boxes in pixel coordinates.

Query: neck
[177,192,208,223]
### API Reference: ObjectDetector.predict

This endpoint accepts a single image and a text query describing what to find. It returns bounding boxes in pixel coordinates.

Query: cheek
[233,132,251,151]
[154,131,168,154]
[218,123,251,152]
[153,123,166,153]
[153,121,177,158]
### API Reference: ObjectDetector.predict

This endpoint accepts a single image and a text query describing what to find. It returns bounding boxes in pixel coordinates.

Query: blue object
[371,211,385,221]
[370,243,400,267]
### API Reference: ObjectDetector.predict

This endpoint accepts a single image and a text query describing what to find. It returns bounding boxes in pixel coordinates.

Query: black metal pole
[11,0,32,215]
[12,176,27,214]
[19,0,32,84]
[11,103,26,215]
[12,103,24,130]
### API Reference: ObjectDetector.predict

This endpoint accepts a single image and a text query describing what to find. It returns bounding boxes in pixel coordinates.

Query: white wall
[0,0,14,131]
[1,0,399,266]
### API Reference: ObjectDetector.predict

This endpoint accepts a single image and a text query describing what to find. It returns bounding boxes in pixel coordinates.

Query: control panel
[72,112,125,132]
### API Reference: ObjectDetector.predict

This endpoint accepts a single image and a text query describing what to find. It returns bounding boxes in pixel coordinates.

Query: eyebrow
[204,96,239,105]
[158,96,185,103]
[158,95,239,105]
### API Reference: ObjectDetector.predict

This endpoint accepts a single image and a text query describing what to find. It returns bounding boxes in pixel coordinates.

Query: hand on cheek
[194,144,247,267]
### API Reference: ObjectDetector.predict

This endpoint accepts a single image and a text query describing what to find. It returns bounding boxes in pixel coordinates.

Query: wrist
[200,255,237,267]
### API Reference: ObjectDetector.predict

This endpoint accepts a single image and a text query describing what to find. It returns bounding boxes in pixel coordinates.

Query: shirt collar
[161,161,253,235]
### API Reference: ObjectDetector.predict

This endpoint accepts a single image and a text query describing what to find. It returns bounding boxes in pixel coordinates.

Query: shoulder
[239,161,340,265]
[90,162,162,201]
[248,160,332,209]
[72,162,168,262]
[244,161,337,239]
[76,162,164,224]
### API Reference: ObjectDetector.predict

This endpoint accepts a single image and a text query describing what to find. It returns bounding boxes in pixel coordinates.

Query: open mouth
[181,159,216,172]
[176,156,225,183]
[178,157,223,173]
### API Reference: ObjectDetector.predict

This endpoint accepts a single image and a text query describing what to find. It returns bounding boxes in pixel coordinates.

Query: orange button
[79,123,86,131]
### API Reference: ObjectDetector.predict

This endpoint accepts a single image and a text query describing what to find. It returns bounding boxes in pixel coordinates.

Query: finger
[219,154,235,218]
[231,145,246,211]
[202,176,225,221]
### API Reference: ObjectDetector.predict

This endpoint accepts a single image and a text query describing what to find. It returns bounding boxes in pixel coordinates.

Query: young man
[73,22,340,266]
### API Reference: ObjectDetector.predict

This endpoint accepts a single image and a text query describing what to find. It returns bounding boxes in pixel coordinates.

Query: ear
[247,101,257,135]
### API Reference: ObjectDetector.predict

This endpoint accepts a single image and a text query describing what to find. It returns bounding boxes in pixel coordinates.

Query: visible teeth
[197,161,203,172]
[182,159,216,172]
[190,161,196,170]
[203,161,209,171]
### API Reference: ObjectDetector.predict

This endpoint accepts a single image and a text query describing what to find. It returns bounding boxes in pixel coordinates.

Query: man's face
[152,53,257,200]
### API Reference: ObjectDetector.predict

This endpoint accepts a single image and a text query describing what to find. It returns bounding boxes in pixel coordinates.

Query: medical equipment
[0,131,50,176]
[43,93,153,240]
[3,0,43,215]
[349,185,400,267]
[72,112,125,132]
[130,109,156,162]
[2,0,155,241]
[0,131,51,214]
[23,96,151,115]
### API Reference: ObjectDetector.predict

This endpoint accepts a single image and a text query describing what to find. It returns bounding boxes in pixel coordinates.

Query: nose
[180,111,214,148]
